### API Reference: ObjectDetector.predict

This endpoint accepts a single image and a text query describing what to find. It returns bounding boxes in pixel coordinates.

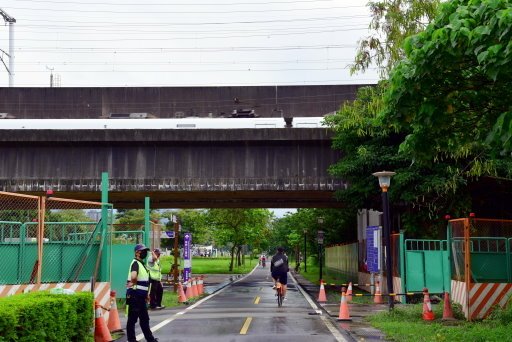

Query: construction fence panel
[42,197,112,283]
[325,242,358,280]
[111,224,145,299]
[0,192,40,285]
[469,219,512,283]
[404,239,449,293]
[449,219,466,282]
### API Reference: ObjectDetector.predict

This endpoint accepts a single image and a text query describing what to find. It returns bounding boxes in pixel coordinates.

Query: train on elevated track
[0,117,327,130]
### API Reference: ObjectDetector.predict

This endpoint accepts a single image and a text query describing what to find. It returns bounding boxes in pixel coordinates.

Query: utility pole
[0,8,16,87]
[46,66,54,87]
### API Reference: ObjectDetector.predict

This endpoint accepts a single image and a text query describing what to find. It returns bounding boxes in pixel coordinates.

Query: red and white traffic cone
[422,288,435,321]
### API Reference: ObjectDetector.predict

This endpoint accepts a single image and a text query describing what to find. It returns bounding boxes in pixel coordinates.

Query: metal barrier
[0,191,112,285]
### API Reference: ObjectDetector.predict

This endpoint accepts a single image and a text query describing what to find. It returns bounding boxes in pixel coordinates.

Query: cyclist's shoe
[272,284,276,289]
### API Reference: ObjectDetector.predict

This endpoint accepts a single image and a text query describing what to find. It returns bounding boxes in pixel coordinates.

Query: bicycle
[275,279,284,307]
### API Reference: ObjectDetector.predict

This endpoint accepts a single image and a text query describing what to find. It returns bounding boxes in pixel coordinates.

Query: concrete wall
[0,85,371,119]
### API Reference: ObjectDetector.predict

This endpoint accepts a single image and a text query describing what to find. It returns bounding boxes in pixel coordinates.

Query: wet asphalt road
[121,266,351,342]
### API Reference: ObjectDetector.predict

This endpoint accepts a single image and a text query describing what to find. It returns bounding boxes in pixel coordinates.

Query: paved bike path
[120,266,352,342]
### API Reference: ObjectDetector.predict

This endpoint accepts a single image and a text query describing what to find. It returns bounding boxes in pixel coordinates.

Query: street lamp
[317,217,324,282]
[372,171,396,310]
[303,229,307,273]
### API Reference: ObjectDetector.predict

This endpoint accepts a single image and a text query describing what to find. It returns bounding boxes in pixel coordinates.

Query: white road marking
[290,273,351,342]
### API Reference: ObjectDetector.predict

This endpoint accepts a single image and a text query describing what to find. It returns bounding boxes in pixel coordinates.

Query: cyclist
[270,247,289,299]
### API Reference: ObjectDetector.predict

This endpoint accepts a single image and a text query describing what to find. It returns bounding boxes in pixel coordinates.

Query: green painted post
[144,197,150,248]
[99,172,110,282]
[446,223,452,294]
[399,232,406,303]
[19,223,26,283]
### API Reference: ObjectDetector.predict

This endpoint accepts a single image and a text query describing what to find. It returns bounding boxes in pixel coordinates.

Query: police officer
[126,244,158,342]
[147,248,164,310]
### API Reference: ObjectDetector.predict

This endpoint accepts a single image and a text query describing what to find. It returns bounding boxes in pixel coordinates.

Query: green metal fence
[404,239,451,293]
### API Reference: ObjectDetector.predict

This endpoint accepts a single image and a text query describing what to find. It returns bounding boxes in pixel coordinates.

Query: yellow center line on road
[240,317,253,335]
[254,296,260,304]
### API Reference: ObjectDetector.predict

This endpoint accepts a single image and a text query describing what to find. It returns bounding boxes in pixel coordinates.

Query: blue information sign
[183,233,192,282]
[366,226,381,273]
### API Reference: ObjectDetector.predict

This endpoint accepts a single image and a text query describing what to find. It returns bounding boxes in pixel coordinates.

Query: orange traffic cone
[337,292,352,321]
[94,301,113,342]
[197,275,204,295]
[185,279,194,301]
[177,282,187,303]
[107,291,123,333]
[191,277,199,297]
[346,282,353,302]
[318,280,327,303]
[374,281,383,304]
[442,292,455,321]
[422,288,435,321]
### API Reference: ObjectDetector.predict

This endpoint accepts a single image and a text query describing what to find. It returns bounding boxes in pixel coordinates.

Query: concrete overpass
[0,127,345,209]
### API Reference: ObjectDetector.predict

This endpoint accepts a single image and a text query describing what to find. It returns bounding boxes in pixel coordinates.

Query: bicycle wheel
[277,288,283,307]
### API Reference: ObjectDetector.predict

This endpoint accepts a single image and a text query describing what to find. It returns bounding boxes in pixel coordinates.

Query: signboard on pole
[317,230,324,245]
[183,233,192,282]
[366,226,381,273]
[161,231,175,239]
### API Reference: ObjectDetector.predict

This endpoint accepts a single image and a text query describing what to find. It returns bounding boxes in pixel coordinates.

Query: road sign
[184,233,192,282]
[161,231,175,239]
[317,230,324,244]
[366,226,381,273]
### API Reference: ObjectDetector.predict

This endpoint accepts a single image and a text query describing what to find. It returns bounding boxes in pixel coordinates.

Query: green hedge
[0,291,94,342]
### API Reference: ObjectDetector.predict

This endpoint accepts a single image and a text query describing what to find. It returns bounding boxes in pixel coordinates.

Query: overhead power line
[11,0,360,7]
[7,5,367,14]
[1,26,367,42]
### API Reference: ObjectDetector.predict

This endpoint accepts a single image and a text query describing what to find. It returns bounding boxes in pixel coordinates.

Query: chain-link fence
[42,196,112,283]
[450,217,512,283]
[150,222,162,250]
[0,191,113,285]
[0,192,40,285]
[449,218,467,282]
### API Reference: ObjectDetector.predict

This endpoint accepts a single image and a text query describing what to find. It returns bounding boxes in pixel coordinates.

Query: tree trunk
[237,246,242,267]
[229,245,236,271]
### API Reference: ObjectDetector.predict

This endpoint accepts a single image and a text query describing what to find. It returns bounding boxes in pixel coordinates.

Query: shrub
[0,291,93,341]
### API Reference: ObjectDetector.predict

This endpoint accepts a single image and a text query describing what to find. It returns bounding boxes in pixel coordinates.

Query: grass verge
[367,301,512,342]
[160,256,255,275]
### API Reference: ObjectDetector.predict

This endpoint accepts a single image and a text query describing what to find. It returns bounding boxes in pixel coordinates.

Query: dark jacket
[270,253,289,273]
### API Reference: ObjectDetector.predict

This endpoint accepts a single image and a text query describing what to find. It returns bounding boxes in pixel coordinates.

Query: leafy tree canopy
[351,0,440,77]
[383,0,512,167]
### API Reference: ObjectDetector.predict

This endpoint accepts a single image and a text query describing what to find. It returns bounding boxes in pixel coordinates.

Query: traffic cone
[422,288,435,321]
[346,282,353,302]
[337,292,352,321]
[374,281,383,304]
[191,277,199,297]
[317,280,327,303]
[442,292,455,321]
[94,301,113,342]
[107,291,123,333]
[185,280,194,300]
[197,275,204,295]
[177,282,187,303]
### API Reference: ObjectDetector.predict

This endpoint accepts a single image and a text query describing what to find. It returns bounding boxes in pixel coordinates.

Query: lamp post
[317,217,324,282]
[372,171,396,311]
[303,229,307,273]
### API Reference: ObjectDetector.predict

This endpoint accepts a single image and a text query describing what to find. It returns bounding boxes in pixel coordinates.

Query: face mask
[139,250,148,259]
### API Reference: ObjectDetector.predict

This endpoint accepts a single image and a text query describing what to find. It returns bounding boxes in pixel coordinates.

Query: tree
[351,0,440,77]
[206,208,272,271]
[383,0,512,164]
[325,83,472,237]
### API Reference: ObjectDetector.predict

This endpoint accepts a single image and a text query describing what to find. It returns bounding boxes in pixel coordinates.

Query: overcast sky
[0,0,379,87]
